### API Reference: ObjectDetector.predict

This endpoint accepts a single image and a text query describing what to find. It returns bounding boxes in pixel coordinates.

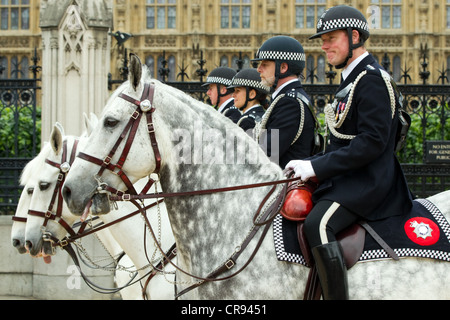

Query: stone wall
[0,216,115,300]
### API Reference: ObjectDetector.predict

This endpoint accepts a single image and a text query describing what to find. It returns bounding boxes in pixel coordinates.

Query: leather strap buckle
[225,259,235,270]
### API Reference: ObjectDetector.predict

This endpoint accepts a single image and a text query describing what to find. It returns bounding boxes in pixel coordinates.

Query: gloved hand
[285,160,316,180]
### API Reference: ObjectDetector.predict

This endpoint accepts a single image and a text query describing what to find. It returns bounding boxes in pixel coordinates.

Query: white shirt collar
[342,51,369,81]
[272,79,299,99]
[218,97,234,113]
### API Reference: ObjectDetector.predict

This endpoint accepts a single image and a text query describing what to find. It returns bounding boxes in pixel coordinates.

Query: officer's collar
[218,97,234,113]
[272,79,300,99]
[342,51,369,82]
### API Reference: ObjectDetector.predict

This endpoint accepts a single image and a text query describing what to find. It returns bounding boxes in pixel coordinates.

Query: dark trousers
[304,200,359,248]
[303,200,357,299]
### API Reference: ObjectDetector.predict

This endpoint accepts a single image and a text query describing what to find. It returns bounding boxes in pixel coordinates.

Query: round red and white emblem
[404,217,440,246]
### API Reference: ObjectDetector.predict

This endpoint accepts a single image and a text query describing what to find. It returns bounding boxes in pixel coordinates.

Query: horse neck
[98,179,174,277]
[428,190,450,220]
[156,115,283,275]
[99,208,162,277]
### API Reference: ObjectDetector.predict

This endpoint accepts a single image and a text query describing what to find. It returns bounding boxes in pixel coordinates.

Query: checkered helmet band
[256,50,306,62]
[230,78,270,93]
[205,76,233,86]
[320,17,369,33]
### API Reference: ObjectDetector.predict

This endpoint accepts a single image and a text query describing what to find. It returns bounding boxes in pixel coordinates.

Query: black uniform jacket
[221,99,241,123]
[264,80,316,168]
[238,105,265,131]
[310,54,413,221]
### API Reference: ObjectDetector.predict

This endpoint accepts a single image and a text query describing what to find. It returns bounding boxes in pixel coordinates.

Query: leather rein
[24,130,174,298]
[74,82,302,298]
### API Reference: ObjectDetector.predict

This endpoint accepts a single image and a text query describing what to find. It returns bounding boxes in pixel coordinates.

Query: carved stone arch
[60,4,87,75]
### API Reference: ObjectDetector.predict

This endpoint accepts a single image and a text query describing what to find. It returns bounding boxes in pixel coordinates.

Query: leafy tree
[0,105,41,157]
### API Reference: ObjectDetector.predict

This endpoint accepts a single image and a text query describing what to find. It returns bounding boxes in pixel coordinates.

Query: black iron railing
[0,49,448,214]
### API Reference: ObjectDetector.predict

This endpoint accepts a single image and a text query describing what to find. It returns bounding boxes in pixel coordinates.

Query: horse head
[24,123,85,260]
[11,156,40,253]
[63,54,172,216]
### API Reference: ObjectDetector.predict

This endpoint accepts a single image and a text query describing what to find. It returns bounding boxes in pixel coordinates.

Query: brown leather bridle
[73,81,301,298]
[77,83,162,198]
[27,138,85,250]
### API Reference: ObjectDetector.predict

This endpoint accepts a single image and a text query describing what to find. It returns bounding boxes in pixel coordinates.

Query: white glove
[285,160,316,180]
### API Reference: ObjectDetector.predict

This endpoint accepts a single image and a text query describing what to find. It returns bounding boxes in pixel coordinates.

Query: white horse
[11,117,143,297]
[63,54,450,299]
[24,121,175,299]
[17,120,142,298]
[11,156,40,254]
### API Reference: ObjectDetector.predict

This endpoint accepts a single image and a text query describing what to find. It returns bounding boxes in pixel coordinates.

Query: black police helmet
[202,67,237,87]
[228,68,270,94]
[310,5,370,69]
[252,36,306,75]
[309,5,370,41]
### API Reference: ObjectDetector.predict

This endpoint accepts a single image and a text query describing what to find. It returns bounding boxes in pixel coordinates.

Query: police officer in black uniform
[252,36,316,168]
[286,5,414,299]
[202,66,241,123]
[228,68,269,132]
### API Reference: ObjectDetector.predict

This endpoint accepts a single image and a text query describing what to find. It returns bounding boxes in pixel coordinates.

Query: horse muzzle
[63,182,111,216]
[25,235,54,258]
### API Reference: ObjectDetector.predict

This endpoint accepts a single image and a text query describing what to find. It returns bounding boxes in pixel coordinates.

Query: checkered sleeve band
[205,76,233,86]
[257,50,306,62]
[321,18,369,32]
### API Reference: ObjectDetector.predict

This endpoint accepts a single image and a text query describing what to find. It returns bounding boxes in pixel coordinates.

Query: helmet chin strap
[335,28,365,70]
[238,88,257,111]
[215,83,229,109]
[271,61,282,90]
[272,60,292,90]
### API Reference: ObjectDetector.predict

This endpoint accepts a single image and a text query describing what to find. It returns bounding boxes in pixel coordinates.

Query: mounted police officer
[286,5,414,299]
[252,36,317,168]
[228,68,269,132]
[203,66,241,123]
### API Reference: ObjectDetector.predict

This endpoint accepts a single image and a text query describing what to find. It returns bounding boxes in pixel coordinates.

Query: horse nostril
[62,185,71,202]
[12,239,21,248]
[25,240,33,250]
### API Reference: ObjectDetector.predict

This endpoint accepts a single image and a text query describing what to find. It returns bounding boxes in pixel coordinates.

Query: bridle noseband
[77,83,161,198]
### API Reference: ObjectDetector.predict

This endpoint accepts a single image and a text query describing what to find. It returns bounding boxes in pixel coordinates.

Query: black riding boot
[311,242,349,300]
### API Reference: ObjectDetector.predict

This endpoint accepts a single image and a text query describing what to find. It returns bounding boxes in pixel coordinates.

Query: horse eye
[104,117,119,128]
[27,187,34,195]
[39,182,51,191]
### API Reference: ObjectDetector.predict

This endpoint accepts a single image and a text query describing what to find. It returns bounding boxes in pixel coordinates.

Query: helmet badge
[317,18,323,30]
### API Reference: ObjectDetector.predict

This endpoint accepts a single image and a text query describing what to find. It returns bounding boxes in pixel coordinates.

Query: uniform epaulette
[364,64,380,77]
[286,89,297,99]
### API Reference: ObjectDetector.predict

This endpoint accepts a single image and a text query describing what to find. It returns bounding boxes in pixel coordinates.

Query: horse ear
[89,112,99,128]
[129,53,142,91]
[50,122,64,155]
[82,112,98,136]
[82,112,89,136]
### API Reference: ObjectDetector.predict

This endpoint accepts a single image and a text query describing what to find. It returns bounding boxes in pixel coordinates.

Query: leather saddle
[298,222,365,300]
[297,222,366,270]
[298,220,398,300]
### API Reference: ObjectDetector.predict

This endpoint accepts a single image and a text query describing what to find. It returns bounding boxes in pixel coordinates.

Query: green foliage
[0,105,41,157]
[398,112,450,163]
[315,108,449,164]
